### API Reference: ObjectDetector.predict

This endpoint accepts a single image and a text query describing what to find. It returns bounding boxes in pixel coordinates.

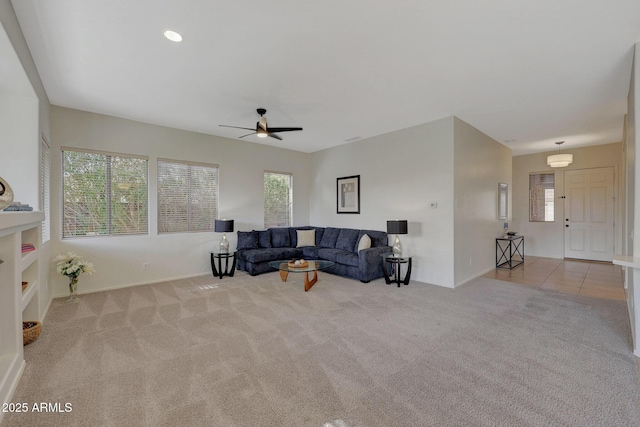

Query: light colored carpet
[4,271,640,426]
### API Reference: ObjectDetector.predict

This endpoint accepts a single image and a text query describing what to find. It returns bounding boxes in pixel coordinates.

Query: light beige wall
[310,117,456,287]
[0,3,50,207]
[512,142,622,258]
[50,107,312,296]
[310,116,512,288]
[453,117,512,285]
[0,3,52,307]
[626,43,638,355]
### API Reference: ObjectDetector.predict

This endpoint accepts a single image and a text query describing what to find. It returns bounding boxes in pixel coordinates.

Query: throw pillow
[236,231,259,250]
[296,229,316,247]
[357,234,371,252]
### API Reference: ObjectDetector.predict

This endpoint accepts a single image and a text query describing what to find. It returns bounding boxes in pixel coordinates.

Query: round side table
[380,254,412,287]
[210,251,236,279]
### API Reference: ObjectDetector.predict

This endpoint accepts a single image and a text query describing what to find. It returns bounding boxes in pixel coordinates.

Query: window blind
[62,149,149,237]
[157,159,219,233]
[529,172,554,222]
[264,171,292,228]
[40,137,50,243]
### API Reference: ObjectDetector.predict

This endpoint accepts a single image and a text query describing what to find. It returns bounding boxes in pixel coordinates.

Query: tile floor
[483,256,626,300]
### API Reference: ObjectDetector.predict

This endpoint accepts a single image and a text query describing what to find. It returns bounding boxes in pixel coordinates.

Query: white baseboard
[454,266,496,288]
[0,356,25,424]
[51,272,211,299]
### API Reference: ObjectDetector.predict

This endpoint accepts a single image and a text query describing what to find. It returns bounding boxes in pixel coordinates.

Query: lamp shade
[387,220,408,235]
[214,219,234,233]
[547,153,573,168]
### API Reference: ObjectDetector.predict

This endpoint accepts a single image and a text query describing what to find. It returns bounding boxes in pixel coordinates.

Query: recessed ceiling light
[163,30,182,42]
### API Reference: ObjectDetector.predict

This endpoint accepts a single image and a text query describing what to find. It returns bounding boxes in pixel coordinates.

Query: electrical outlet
[143,263,149,271]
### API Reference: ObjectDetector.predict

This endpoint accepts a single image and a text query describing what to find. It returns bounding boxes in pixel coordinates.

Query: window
[264,171,292,228]
[157,159,219,233]
[40,137,50,243]
[529,172,554,222]
[62,148,148,237]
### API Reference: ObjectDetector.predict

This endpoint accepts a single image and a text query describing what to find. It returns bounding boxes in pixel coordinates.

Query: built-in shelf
[21,280,38,312]
[0,211,44,422]
[21,248,37,272]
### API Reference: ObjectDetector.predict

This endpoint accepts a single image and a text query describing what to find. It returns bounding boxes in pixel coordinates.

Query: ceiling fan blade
[268,133,283,141]
[267,127,303,133]
[219,125,255,131]
[238,132,256,138]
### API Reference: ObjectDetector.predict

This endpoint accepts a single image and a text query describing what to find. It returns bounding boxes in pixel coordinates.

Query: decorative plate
[0,176,14,210]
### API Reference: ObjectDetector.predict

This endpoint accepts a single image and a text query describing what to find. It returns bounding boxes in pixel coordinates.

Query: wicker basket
[23,321,41,345]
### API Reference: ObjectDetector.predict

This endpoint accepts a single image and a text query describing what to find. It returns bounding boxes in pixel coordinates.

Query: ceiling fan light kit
[547,141,573,168]
[220,108,303,141]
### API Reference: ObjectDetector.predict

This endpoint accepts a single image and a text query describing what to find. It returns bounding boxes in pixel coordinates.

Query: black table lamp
[214,219,234,253]
[387,220,408,255]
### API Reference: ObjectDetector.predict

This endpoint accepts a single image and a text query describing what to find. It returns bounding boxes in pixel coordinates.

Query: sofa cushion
[237,231,259,250]
[271,228,291,248]
[357,233,371,252]
[319,227,340,248]
[336,228,360,252]
[318,248,348,262]
[296,229,316,247]
[241,248,302,264]
[257,229,272,248]
[336,252,359,267]
[314,227,325,246]
[301,246,320,259]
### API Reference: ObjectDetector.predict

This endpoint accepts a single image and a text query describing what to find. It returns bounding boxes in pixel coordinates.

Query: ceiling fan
[219,108,303,141]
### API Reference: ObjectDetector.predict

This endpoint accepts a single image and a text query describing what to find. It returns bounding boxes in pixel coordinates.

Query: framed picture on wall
[337,175,360,214]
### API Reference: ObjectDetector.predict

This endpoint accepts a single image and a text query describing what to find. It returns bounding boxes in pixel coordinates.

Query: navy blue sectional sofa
[236,226,391,282]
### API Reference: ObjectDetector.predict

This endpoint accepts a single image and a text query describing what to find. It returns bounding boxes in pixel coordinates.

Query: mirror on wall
[498,183,508,220]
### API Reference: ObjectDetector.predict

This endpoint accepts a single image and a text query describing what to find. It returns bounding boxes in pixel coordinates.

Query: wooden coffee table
[268,260,335,291]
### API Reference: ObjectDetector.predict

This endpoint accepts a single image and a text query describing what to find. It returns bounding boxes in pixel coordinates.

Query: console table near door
[496,235,524,269]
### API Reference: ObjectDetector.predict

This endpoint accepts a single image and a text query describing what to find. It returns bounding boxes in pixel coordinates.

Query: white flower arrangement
[54,252,95,281]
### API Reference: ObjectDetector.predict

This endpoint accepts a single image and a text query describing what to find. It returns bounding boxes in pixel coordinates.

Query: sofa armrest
[358,245,393,281]
[359,245,392,258]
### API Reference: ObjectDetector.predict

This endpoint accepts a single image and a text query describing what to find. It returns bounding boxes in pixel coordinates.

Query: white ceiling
[10,0,640,155]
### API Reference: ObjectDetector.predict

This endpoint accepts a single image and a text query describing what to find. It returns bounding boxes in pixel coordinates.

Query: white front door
[563,167,614,261]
